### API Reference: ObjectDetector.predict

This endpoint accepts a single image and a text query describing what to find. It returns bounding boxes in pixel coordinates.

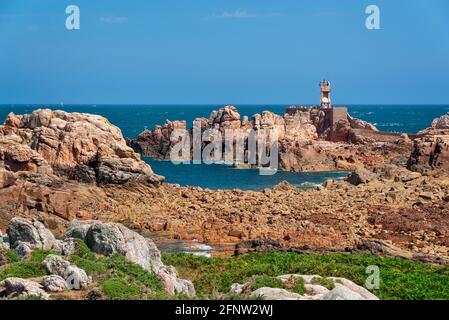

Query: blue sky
[0,0,448,104]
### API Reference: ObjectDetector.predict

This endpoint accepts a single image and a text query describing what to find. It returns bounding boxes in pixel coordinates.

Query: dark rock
[345,169,377,186]
[234,238,285,255]
[7,217,56,250]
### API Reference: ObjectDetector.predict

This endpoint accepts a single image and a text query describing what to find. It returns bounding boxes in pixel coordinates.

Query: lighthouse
[320,80,332,109]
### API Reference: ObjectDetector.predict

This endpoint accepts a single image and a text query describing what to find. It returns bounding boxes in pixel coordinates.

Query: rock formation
[130,105,411,172]
[0,217,196,299]
[64,219,195,297]
[0,109,163,185]
[0,278,50,300]
[7,217,57,256]
[408,112,449,173]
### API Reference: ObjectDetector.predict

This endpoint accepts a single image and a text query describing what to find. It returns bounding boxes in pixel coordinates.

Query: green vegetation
[311,277,335,290]
[4,249,20,264]
[290,277,306,295]
[0,250,51,281]
[100,277,141,300]
[163,252,449,300]
[2,242,449,300]
[249,275,306,295]
[69,240,164,300]
[0,241,165,300]
[251,276,283,291]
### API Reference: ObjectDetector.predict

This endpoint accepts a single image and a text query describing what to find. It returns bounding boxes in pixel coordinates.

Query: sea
[1,104,448,191]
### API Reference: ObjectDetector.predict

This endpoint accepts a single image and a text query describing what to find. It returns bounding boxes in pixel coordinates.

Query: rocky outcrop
[2,217,196,298]
[65,219,195,297]
[0,278,50,300]
[348,115,378,132]
[355,239,449,265]
[2,159,448,263]
[426,112,449,132]
[42,254,91,289]
[130,105,409,173]
[129,120,187,160]
[0,109,163,186]
[408,113,449,174]
[0,110,164,232]
[40,275,68,292]
[7,217,56,251]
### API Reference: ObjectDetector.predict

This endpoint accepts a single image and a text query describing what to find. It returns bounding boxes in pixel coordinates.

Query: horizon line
[1,103,449,107]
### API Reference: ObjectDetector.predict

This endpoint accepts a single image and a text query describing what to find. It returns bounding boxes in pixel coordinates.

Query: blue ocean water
[1,104,448,190]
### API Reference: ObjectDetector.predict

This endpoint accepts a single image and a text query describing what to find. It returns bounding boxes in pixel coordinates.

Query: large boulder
[65,220,195,297]
[210,106,241,130]
[7,217,56,251]
[251,287,304,300]
[40,275,68,292]
[345,169,377,185]
[328,277,379,300]
[319,286,365,300]
[0,278,50,300]
[65,220,97,240]
[14,242,33,258]
[0,109,164,186]
[85,223,127,256]
[327,119,352,142]
[41,255,91,289]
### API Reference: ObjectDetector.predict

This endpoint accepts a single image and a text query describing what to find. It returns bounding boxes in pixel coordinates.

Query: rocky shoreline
[129,105,414,172]
[0,108,448,266]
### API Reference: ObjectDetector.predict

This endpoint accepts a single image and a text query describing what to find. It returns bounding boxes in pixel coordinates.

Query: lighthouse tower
[320,80,332,109]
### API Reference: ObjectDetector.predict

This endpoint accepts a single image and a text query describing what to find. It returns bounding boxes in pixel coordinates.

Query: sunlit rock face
[0,109,163,185]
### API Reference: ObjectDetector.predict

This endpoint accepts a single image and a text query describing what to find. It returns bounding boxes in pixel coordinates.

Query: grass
[162,252,449,300]
[290,277,306,295]
[251,276,283,291]
[69,240,164,300]
[100,277,141,300]
[0,250,51,281]
[311,277,335,290]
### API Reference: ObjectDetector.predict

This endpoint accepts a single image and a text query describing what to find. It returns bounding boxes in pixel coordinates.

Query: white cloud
[100,15,128,24]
